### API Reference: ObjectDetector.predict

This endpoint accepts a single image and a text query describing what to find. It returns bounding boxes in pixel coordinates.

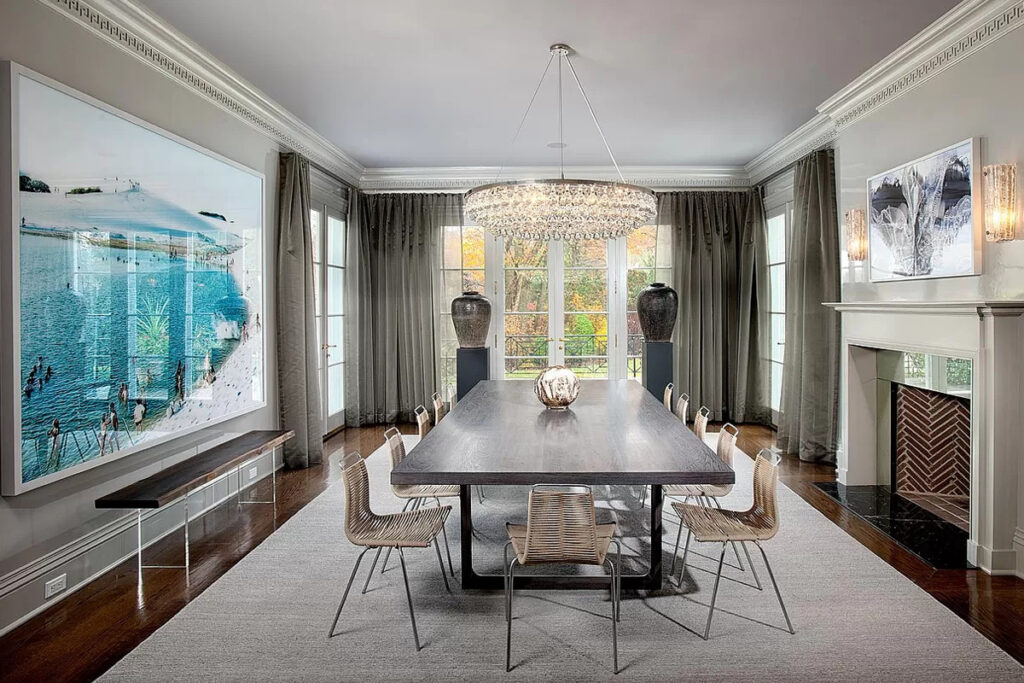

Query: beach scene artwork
[7,71,264,492]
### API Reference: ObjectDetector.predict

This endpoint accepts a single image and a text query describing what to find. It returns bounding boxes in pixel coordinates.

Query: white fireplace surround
[825,300,1024,577]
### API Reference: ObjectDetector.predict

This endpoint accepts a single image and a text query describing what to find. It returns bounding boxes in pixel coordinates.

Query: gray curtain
[660,190,770,424]
[276,153,323,469]
[777,149,841,462]
[345,193,460,425]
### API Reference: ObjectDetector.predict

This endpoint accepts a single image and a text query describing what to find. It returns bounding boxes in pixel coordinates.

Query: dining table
[390,379,735,590]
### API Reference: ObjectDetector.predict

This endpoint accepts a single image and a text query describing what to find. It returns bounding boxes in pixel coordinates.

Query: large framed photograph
[867,139,982,282]
[1,63,266,495]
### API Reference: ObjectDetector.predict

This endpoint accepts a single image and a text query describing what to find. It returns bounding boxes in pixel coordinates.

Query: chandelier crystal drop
[465,44,655,240]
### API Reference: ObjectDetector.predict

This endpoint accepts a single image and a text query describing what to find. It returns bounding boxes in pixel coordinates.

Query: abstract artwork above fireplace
[867,139,981,282]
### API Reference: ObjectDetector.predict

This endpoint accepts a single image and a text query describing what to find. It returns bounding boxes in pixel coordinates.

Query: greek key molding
[37,0,364,184]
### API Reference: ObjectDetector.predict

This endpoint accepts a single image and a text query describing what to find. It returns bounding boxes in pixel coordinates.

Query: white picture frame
[1,62,267,495]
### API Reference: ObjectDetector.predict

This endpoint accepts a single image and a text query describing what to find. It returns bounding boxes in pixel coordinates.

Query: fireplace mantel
[829,298,1024,577]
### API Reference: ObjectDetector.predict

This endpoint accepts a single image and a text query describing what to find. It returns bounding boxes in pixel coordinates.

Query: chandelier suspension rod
[558,52,564,180]
[494,53,555,183]
[563,55,625,182]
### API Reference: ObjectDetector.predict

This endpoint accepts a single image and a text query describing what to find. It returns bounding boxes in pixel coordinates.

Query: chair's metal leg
[670,518,684,577]
[639,485,647,508]
[615,541,622,623]
[506,560,516,671]
[434,536,451,593]
[741,541,762,590]
[703,543,728,640]
[397,548,421,650]
[677,528,692,586]
[755,541,795,634]
[361,547,382,594]
[477,485,485,503]
[328,548,369,637]
[609,562,618,674]
[709,497,745,571]
[436,498,455,577]
[183,495,190,583]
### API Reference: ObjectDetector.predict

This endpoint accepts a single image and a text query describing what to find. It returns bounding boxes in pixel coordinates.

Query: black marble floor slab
[814,483,973,569]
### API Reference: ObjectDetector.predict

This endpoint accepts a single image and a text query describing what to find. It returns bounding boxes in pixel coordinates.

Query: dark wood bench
[96,429,294,580]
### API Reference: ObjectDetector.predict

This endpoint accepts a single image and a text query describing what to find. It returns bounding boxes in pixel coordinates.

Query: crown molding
[358,165,750,192]
[819,0,1024,130]
[744,114,838,185]
[36,0,364,185]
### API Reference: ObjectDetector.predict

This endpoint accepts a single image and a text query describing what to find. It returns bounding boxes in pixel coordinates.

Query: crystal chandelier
[465,44,656,241]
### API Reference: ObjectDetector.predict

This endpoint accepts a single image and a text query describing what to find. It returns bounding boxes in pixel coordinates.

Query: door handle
[321,343,337,350]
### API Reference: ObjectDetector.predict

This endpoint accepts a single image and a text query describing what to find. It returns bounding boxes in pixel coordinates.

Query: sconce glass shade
[845,209,868,262]
[983,164,1017,242]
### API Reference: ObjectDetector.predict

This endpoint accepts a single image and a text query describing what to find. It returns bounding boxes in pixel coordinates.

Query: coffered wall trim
[358,165,751,193]
[37,0,365,185]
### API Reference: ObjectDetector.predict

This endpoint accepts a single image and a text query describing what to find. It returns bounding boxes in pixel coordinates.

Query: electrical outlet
[44,573,67,599]
[248,466,259,480]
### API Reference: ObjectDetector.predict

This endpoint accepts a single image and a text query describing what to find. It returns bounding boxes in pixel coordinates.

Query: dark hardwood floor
[1,422,1022,682]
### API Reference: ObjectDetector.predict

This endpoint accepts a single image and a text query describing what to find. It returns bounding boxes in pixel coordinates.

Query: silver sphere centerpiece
[534,366,580,410]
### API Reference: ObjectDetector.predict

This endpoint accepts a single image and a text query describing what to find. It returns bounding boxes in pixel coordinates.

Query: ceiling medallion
[465,44,656,241]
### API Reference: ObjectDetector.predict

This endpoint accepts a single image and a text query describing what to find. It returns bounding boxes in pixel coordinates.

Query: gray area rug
[102,437,1024,682]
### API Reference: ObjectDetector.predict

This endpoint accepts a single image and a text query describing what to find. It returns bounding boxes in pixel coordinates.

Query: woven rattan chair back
[717,423,739,467]
[415,405,430,439]
[341,452,376,545]
[522,485,601,565]
[448,386,458,408]
[749,449,782,539]
[384,427,406,470]
[663,383,674,411]
[432,392,446,424]
[674,393,690,422]
[693,406,710,441]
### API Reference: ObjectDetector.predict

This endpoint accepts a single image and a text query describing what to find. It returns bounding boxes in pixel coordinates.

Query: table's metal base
[459,484,664,590]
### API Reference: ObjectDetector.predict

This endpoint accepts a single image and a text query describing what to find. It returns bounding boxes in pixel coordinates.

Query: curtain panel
[777,149,841,462]
[276,153,324,469]
[345,192,462,425]
[659,190,770,425]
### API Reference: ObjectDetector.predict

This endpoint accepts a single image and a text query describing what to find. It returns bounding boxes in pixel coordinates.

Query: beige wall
[0,0,281,617]
[836,26,1024,302]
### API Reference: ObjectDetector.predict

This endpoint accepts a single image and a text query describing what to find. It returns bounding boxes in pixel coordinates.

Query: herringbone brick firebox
[894,384,970,528]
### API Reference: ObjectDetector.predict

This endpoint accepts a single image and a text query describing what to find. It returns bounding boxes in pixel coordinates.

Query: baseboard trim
[0,453,281,637]
[974,543,1020,575]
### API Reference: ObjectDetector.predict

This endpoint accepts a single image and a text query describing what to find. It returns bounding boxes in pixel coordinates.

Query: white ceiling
[139,0,960,169]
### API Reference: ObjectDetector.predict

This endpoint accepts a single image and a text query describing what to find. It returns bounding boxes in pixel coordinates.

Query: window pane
[327,266,344,315]
[627,226,657,268]
[505,238,547,268]
[443,225,462,269]
[564,239,607,267]
[463,269,484,295]
[328,315,344,362]
[328,363,344,414]
[442,270,462,310]
[463,226,485,268]
[505,269,547,312]
[315,314,322,370]
[656,225,673,269]
[564,314,607,357]
[440,313,457,341]
[655,268,672,287]
[767,214,785,264]
[310,209,322,264]
[504,313,548,337]
[566,356,608,378]
[313,264,322,317]
[327,216,345,266]
[770,313,785,363]
[769,265,785,312]
[564,269,607,311]
[771,362,783,412]
[505,356,548,378]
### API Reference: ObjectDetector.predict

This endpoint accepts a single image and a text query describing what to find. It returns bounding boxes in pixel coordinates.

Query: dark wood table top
[95,429,294,509]
[391,380,734,486]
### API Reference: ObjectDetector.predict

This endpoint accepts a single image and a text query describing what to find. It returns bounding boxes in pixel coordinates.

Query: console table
[96,429,293,583]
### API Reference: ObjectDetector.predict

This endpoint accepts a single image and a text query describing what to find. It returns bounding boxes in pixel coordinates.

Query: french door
[310,204,346,434]
[496,237,623,379]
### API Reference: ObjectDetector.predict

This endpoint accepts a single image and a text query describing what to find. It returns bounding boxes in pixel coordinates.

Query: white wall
[0,0,281,629]
[836,26,1024,301]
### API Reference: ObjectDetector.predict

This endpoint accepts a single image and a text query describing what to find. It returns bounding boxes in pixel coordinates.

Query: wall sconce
[845,209,868,262]
[983,163,1017,242]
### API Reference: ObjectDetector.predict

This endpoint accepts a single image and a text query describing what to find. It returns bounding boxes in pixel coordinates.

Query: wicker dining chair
[663,382,674,411]
[693,405,710,441]
[448,385,458,409]
[504,485,621,673]
[667,423,753,577]
[431,391,447,424]
[415,404,431,439]
[672,449,795,639]
[367,428,458,587]
[674,392,690,423]
[328,452,452,650]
